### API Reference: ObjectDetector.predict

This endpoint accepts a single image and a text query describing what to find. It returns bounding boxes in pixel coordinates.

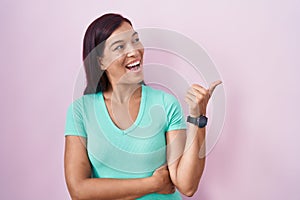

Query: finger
[188,88,208,103]
[156,164,168,171]
[185,91,197,103]
[191,86,207,95]
[171,186,176,193]
[186,89,196,98]
[184,95,195,105]
[191,84,208,94]
[208,80,222,97]
[188,87,207,99]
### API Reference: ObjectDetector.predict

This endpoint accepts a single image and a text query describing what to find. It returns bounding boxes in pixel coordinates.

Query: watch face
[197,116,208,128]
[187,115,207,128]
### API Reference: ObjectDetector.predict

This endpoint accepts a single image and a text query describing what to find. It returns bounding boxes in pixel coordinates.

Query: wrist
[189,113,198,118]
[189,113,206,118]
[145,176,158,193]
[187,115,208,128]
[189,110,206,118]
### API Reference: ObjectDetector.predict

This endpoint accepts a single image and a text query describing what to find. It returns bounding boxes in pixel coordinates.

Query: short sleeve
[164,93,187,132]
[64,99,87,137]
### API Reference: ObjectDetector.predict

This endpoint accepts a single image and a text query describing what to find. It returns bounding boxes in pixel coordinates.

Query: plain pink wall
[1,1,299,199]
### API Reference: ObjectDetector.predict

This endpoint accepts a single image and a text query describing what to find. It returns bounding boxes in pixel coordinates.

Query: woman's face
[100,22,144,85]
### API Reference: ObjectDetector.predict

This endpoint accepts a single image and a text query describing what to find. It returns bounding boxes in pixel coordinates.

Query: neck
[104,83,142,103]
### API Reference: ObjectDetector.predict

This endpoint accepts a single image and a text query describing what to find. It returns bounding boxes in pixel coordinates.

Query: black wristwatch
[187,115,208,128]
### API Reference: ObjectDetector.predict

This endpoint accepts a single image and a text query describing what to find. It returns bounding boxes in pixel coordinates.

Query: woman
[64,13,221,200]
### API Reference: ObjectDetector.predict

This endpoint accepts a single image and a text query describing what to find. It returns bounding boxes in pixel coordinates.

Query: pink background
[1,1,299,199]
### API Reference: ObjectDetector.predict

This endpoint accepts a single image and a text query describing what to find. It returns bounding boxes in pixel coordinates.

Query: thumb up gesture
[184,80,222,117]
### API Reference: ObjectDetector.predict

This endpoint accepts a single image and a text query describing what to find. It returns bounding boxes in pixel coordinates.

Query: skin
[166,80,221,196]
[64,22,222,199]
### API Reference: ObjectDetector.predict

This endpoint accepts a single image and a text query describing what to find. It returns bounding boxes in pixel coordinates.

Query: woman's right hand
[151,165,176,194]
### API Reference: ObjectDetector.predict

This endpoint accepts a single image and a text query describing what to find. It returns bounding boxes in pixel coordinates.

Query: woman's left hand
[185,80,222,117]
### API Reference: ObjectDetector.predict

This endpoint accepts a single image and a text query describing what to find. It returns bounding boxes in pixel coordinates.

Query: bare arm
[64,136,175,200]
[166,81,222,197]
[166,125,205,197]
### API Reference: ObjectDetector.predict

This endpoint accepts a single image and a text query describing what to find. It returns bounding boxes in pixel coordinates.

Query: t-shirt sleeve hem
[166,125,187,132]
[64,132,87,137]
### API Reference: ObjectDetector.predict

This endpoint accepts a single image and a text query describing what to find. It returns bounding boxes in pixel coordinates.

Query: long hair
[82,13,132,95]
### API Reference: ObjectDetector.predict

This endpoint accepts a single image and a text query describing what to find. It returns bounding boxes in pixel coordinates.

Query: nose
[126,45,139,57]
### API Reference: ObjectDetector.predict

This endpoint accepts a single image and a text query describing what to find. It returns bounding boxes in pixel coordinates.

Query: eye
[133,37,140,43]
[114,45,124,51]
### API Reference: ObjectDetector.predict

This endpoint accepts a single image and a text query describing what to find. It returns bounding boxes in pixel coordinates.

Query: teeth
[127,61,140,67]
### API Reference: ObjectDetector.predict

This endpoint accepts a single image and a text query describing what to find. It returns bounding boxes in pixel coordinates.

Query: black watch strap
[187,115,208,128]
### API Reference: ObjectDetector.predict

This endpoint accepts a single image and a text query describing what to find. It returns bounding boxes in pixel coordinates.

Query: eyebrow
[109,32,138,48]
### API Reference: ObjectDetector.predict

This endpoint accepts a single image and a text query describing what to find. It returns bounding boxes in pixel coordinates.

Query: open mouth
[126,60,141,71]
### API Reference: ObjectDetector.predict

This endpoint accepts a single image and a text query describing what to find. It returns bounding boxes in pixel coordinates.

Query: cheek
[139,47,144,57]
[107,57,126,74]
[103,54,124,68]
[114,55,127,68]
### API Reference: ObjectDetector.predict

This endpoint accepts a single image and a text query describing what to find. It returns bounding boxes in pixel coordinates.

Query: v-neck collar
[97,84,146,135]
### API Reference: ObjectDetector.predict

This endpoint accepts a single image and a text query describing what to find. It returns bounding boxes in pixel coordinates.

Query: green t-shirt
[65,85,186,199]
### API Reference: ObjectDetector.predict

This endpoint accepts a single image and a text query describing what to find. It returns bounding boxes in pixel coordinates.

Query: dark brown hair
[82,13,132,94]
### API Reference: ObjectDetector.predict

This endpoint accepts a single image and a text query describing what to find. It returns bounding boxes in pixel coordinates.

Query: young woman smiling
[64,13,221,200]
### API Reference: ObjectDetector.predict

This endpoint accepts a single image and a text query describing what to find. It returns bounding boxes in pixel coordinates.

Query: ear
[98,56,106,70]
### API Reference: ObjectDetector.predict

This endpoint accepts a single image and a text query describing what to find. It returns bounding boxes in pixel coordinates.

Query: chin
[129,76,144,85]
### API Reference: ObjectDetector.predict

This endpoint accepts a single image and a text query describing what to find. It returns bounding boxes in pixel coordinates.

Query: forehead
[106,22,135,43]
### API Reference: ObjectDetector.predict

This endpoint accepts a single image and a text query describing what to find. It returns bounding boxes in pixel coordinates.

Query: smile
[126,60,141,72]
